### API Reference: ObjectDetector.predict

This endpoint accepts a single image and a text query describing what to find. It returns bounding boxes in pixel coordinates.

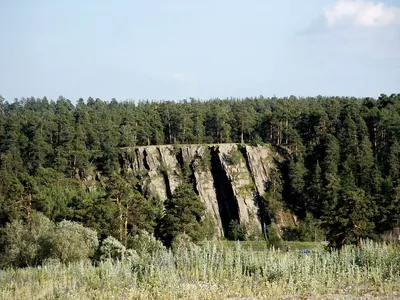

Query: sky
[0,0,399,102]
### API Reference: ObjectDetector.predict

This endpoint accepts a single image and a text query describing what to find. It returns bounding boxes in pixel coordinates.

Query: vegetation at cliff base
[1,93,400,298]
[0,240,399,299]
[1,94,400,247]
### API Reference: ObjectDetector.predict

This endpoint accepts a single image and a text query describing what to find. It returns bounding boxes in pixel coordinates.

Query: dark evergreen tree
[158,183,207,246]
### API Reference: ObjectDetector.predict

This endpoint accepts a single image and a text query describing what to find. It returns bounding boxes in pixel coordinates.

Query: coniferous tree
[0,93,399,249]
[158,183,207,246]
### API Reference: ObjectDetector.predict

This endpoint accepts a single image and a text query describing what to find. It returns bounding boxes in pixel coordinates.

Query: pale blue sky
[0,0,399,102]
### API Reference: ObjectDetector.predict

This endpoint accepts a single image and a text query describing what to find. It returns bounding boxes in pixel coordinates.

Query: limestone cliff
[243,145,297,235]
[158,146,183,196]
[120,143,295,239]
[244,145,274,197]
[181,145,223,237]
[215,144,259,235]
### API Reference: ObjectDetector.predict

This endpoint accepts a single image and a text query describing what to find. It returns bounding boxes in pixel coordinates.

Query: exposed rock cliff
[120,143,295,239]
[243,145,297,235]
[181,145,224,237]
[215,144,259,234]
[244,145,274,196]
[158,146,183,197]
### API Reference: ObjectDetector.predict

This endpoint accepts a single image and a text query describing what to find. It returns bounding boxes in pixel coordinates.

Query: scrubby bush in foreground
[0,212,54,268]
[52,220,99,263]
[98,236,138,262]
[0,213,101,266]
[129,230,166,258]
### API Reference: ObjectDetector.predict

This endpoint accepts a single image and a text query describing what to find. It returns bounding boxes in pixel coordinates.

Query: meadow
[0,240,399,300]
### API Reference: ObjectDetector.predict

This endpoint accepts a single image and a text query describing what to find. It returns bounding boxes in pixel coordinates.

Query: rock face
[181,145,223,237]
[243,145,297,235]
[120,143,294,238]
[244,145,274,197]
[158,146,182,197]
[216,144,258,233]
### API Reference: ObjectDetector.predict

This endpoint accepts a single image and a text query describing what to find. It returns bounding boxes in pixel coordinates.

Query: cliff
[120,143,295,239]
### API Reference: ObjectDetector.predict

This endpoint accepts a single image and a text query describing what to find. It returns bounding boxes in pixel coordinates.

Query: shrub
[266,223,282,248]
[129,230,166,258]
[228,220,247,241]
[194,148,212,172]
[245,221,263,241]
[52,220,99,263]
[98,236,138,262]
[201,213,217,240]
[98,236,126,261]
[0,212,54,268]
[171,233,199,253]
[250,134,264,147]
[223,148,243,165]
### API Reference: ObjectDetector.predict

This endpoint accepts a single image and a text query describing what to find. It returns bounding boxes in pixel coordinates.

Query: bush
[194,148,212,172]
[171,233,199,253]
[0,215,102,267]
[201,213,217,240]
[266,223,282,248]
[250,134,264,147]
[98,236,138,262]
[281,213,325,242]
[129,230,166,258]
[52,220,99,263]
[223,148,243,165]
[0,212,54,268]
[158,183,207,246]
[228,220,247,241]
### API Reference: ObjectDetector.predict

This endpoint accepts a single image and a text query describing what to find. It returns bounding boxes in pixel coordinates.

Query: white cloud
[324,0,400,27]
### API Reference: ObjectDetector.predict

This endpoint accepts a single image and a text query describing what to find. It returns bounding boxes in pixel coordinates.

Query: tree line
[0,93,400,248]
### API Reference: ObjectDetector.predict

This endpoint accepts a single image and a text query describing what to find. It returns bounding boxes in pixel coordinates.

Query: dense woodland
[1,93,400,253]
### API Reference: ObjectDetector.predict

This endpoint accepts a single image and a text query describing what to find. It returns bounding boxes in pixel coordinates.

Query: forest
[1,93,400,265]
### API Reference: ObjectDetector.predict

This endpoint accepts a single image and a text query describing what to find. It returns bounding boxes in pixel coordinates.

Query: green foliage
[282,213,325,242]
[0,213,101,267]
[158,183,207,246]
[1,94,400,250]
[266,222,282,248]
[193,148,211,172]
[170,233,199,253]
[98,236,126,261]
[262,168,283,221]
[201,213,217,240]
[52,220,99,263]
[327,188,376,248]
[227,220,247,241]
[0,212,54,268]
[129,230,166,257]
[223,147,243,165]
[298,213,325,242]
[1,240,400,299]
[98,236,138,262]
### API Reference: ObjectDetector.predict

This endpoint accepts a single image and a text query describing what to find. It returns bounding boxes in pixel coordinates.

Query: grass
[0,240,399,299]
[219,240,327,252]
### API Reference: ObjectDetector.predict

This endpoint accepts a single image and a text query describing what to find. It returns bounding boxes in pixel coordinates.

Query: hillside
[1,94,400,247]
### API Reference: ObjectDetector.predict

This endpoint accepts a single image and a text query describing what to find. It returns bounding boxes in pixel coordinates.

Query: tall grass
[0,240,399,299]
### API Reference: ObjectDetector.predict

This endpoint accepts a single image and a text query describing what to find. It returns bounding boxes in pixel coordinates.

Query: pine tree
[288,155,307,216]
[389,141,400,183]
[320,134,341,220]
[158,183,207,246]
[307,161,323,216]
[327,187,376,248]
